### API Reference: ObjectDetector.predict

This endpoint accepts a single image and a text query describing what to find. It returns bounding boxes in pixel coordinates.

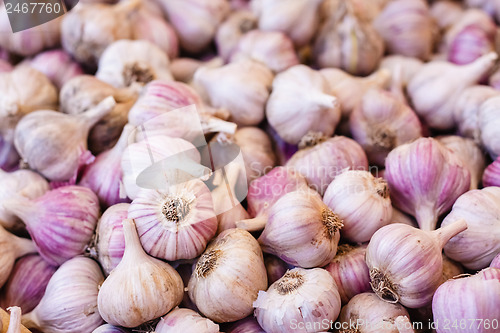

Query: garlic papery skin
[483,157,500,187]
[98,219,184,327]
[155,308,220,333]
[258,190,342,268]
[5,185,100,266]
[230,30,299,73]
[430,0,465,31]
[0,169,49,231]
[374,0,434,61]
[96,203,129,275]
[0,254,57,313]
[286,135,368,195]
[227,317,265,333]
[366,220,467,308]
[478,96,500,159]
[96,40,173,89]
[194,59,273,126]
[14,97,117,182]
[188,229,267,322]
[266,65,341,145]
[407,52,498,130]
[253,267,341,333]
[0,226,37,288]
[437,135,486,190]
[491,253,500,268]
[323,170,392,242]
[432,268,500,333]
[350,88,422,166]
[324,244,371,304]
[379,55,424,87]
[22,256,104,333]
[251,0,323,48]
[92,324,129,333]
[6,306,22,333]
[384,138,471,231]
[215,10,258,61]
[442,187,500,270]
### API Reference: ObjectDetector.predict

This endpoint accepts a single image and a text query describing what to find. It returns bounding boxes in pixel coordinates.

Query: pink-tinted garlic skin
[0,137,19,171]
[448,25,495,65]
[92,324,129,333]
[27,50,84,90]
[226,317,266,333]
[264,255,289,286]
[0,59,13,73]
[483,157,500,187]
[0,254,56,313]
[491,253,500,269]
[132,10,179,59]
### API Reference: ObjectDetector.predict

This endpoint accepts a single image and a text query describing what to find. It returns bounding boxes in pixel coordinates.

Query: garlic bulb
[227,317,265,333]
[155,308,220,333]
[407,52,497,130]
[5,186,100,266]
[258,190,342,268]
[339,293,412,333]
[188,228,267,322]
[92,324,129,333]
[0,169,49,231]
[215,10,258,61]
[430,0,465,31]
[437,135,486,190]
[0,254,56,313]
[251,0,323,47]
[0,226,36,288]
[230,30,299,73]
[325,244,371,304]
[478,96,500,159]
[266,65,341,145]
[96,40,173,89]
[442,187,500,270]
[374,0,434,61]
[22,256,104,333]
[14,97,116,182]
[194,59,273,126]
[385,138,470,231]
[264,255,289,286]
[286,134,368,195]
[254,267,341,333]
[432,268,500,333]
[379,55,424,87]
[350,88,422,166]
[98,219,184,327]
[170,57,224,83]
[483,157,500,187]
[366,220,467,308]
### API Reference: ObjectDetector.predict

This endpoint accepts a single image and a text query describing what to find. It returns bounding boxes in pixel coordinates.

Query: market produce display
[1,0,500,332]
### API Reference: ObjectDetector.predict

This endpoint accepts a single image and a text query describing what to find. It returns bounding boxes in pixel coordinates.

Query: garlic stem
[367,68,391,87]
[80,96,117,130]
[200,114,237,135]
[433,219,468,249]
[462,52,498,81]
[121,218,145,261]
[414,206,438,231]
[6,307,21,333]
[12,235,37,259]
[3,196,33,227]
[235,214,268,232]
[111,124,134,154]
[310,93,338,109]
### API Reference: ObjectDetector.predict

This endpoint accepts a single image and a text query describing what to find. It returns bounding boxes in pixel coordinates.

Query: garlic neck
[12,236,37,258]
[235,214,268,232]
[121,218,147,261]
[461,52,498,84]
[79,96,117,131]
[369,268,399,303]
[432,219,467,249]
[414,206,438,231]
[276,270,305,295]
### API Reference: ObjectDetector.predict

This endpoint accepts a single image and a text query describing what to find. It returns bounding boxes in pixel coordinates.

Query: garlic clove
[483,156,500,187]
[155,308,220,333]
[215,10,258,61]
[478,95,500,160]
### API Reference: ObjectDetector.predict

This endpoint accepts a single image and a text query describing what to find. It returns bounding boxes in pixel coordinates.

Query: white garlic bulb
[379,55,424,87]
[155,308,220,333]
[478,95,500,159]
[215,10,258,61]
[188,228,267,322]
[98,219,184,327]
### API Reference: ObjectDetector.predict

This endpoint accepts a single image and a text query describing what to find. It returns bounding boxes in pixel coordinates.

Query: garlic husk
[325,244,371,305]
[188,228,267,322]
[14,97,116,182]
[266,65,341,145]
[483,157,500,187]
[442,187,500,270]
[96,39,173,89]
[478,95,500,159]
[379,55,424,87]
[350,88,422,166]
[251,0,323,48]
[385,138,471,231]
[215,10,258,61]
[366,220,467,308]
[155,308,220,333]
[230,30,299,73]
[254,267,341,333]
[22,256,104,333]
[339,292,412,333]
[98,218,184,327]
[4,186,101,266]
[0,169,49,231]
[0,226,37,288]
[0,136,19,172]
[407,52,498,130]
[437,135,486,190]
[432,267,500,333]
[491,253,500,268]
[157,0,231,53]
[92,324,129,333]
[258,190,342,268]
[226,317,265,333]
[264,255,289,286]
[430,0,465,31]
[194,59,273,126]
[286,135,368,195]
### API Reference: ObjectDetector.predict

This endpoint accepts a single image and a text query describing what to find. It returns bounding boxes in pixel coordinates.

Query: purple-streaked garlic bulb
[226,317,265,333]
[253,267,341,333]
[155,308,219,333]
[286,134,368,195]
[478,95,500,160]
[5,186,100,266]
[92,324,129,333]
[483,157,500,187]
[366,220,467,308]
[22,256,105,333]
[189,229,267,322]
[379,55,423,87]
[0,137,19,172]
[385,138,470,231]
[442,187,500,270]
[96,203,129,275]
[491,253,500,268]
[266,65,341,145]
[432,268,500,333]
[258,190,342,268]
[215,10,258,61]
[323,170,392,243]
[97,219,184,327]
[430,0,464,31]
[325,244,371,304]
[0,226,36,288]
[0,254,57,313]
[407,52,497,130]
